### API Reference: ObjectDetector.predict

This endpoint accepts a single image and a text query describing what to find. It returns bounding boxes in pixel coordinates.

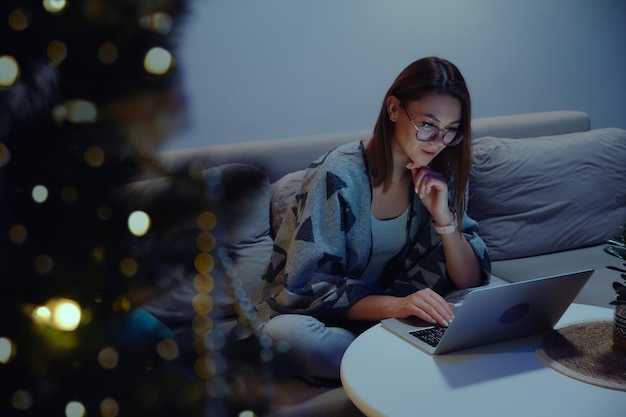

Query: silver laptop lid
[381,269,593,354]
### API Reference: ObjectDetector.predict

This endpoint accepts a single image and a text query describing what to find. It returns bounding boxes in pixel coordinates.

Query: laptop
[380,269,593,355]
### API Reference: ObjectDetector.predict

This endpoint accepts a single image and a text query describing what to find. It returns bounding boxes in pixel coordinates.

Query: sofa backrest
[160,110,590,182]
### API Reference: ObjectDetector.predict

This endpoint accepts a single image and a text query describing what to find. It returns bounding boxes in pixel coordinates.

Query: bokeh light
[32,306,52,324]
[98,42,118,65]
[47,40,67,66]
[65,401,86,417]
[32,185,49,203]
[192,293,213,315]
[0,143,10,166]
[192,314,213,336]
[127,210,151,236]
[156,338,179,361]
[60,186,78,205]
[11,390,33,411]
[194,252,214,273]
[119,257,138,277]
[8,224,27,244]
[98,347,119,370]
[32,298,81,331]
[139,13,173,34]
[194,273,214,293]
[91,246,105,263]
[197,211,217,231]
[96,205,112,221]
[144,47,173,75]
[0,55,20,88]
[196,231,216,252]
[100,398,120,417]
[43,0,68,14]
[112,296,131,313]
[50,298,82,331]
[9,8,29,31]
[194,357,215,380]
[34,254,54,275]
[0,337,17,364]
[69,100,97,123]
[84,145,105,167]
[52,100,98,124]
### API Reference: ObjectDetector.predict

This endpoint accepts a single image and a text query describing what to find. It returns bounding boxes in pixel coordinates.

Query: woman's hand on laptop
[395,288,455,327]
[347,290,454,326]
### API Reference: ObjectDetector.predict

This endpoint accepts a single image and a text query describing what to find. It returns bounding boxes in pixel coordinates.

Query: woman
[253,56,491,383]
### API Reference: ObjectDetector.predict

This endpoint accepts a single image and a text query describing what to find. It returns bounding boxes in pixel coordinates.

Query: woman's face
[388,93,462,169]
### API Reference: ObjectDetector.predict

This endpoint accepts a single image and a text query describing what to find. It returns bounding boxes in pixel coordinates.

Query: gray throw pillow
[469,128,626,261]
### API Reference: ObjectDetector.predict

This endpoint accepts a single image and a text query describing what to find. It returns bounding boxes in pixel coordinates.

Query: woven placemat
[535,320,626,391]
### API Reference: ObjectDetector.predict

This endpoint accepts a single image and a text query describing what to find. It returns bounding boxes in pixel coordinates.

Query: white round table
[340,304,625,417]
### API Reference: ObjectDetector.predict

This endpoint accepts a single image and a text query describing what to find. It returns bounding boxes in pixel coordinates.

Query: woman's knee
[263,314,319,340]
[261,314,356,380]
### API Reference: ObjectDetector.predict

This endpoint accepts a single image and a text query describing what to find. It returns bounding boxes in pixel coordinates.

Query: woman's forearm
[440,231,482,289]
[347,295,396,321]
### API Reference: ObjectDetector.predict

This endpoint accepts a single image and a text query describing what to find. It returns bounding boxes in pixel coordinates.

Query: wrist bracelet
[433,212,457,235]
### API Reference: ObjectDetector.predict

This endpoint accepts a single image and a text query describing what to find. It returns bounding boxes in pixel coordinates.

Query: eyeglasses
[403,108,464,147]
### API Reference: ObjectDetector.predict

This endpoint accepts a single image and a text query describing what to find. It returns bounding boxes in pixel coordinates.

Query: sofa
[142,110,626,416]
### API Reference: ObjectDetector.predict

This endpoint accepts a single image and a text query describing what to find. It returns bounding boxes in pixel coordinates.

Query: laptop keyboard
[409,326,447,347]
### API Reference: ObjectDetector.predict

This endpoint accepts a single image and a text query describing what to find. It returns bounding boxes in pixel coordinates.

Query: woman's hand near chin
[408,165,454,225]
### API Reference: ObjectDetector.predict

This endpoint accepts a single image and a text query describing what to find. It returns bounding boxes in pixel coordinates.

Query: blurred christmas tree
[0,1,273,416]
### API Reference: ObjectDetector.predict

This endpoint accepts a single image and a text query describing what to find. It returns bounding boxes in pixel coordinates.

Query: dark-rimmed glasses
[403,108,464,147]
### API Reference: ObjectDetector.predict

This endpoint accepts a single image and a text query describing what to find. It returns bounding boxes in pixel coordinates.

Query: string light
[32,185,49,203]
[84,145,105,168]
[65,401,86,417]
[98,347,119,370]
[0,143,10,166]
[8,224,28,245]
[196,231,216,252]
[99,398,120,417]
[197,211,217,231]
[194,273,214,293]
[43,0,68,14]
[31,298,82,331]
[59,186,78,205]
[8,8,29,31]
[144,47,173,75]
[0,55,20,88]
[156,338,179,361]
[11,390,33,411]
[191,314,213,337]
[192,293,213,315]
[119,257,138,277]
[96,205,112,221]
[0,337,17,364]
[194,252,214,274]
[127,210,151,236]
[47,40,67,67]
[34,255,54,275]
[139,13,173,34]
[98,43,118,65]
[52,100,98,124]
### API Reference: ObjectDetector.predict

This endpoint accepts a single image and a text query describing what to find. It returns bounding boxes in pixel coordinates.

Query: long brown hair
[367,56,472,224]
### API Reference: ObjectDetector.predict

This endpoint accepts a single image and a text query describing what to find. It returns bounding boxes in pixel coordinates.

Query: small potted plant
[605,222,626,350]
